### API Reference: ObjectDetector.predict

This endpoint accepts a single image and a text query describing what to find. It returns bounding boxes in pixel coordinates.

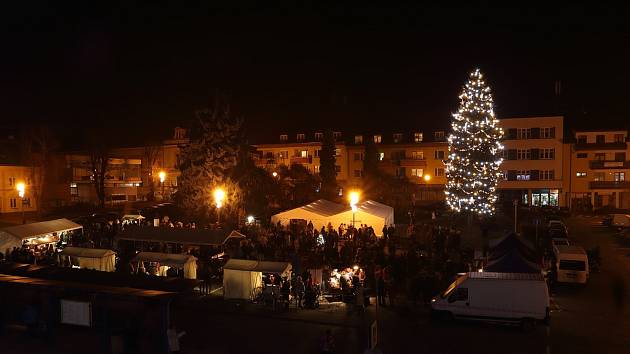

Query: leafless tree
[88,142,109,208]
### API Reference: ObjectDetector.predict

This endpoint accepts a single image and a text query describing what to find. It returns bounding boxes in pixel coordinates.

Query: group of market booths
[1,219,247,282]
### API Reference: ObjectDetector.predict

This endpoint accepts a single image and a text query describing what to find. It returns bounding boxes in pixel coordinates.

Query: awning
[223,259,292,274]
[122,215,145,221]
[0,218,83,240]
[60,247,116,258]
[132,252,197,268]
[116,228,245,246]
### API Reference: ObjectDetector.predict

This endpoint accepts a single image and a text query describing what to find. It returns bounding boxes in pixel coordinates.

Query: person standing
[295,276,305,309]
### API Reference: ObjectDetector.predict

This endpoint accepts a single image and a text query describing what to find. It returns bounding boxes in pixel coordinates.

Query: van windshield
[440,276,464,298]
[559,260,586,271]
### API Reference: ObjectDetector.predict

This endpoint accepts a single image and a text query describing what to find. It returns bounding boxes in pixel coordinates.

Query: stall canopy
[488,233,539,263]
[222,259,292,300]
[122,214,145,221]
[116,228,245,246]
[60,247,116,272]
[332,200,394,236]
[0,218,83,254]
[132,252,197,279]
[270,199,347,231]
[484,249,542,273]
[270,199,394,235]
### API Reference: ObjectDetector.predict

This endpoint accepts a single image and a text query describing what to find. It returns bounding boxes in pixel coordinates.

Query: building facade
[0,165,38,214]
[567,129,630,210]
[497,116,566,207]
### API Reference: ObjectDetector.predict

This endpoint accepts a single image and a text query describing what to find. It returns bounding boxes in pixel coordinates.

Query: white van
[611,214,630,229]
[555,245,589,284]
[431,272,549,330]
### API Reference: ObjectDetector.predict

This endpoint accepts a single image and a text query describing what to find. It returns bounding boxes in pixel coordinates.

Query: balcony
[589,181,630,189]
[589,160,630,169]
[255,158,276,167]
[290,156,313,164]
[399,158,427,167]
[574,142,627,151]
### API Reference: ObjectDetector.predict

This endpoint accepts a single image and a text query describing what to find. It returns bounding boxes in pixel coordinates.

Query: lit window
[10,198,17,208]
[411,168,424,177]
[314,132,323,140]
[335,148,341,157]
[393,133,403,143]
[374,135,382,144]
[614,172,625,182]
[314,165,320,174]
[411,151,424,160]
[378,152,385,161]
[280,134,288,142]
[434,131,445,141]
[354,135,363,144]
[517,170,530,180]
[300,150,308,158]
[576,172,587,178]
[435,168,445,177]
[8,177,15,186]
[414,132,423,143]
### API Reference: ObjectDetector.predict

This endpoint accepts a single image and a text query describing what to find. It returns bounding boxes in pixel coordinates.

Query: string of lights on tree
[445,69,504,215]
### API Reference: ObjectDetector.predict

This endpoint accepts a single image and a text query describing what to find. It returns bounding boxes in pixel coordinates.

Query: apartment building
[497,116,566,207]
[254,131,349,182]
[253,130,449,199]
[0,165,38,213]
[567,129,630,210]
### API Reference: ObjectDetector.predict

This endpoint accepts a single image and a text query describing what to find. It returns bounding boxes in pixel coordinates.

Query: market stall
[331,200,394,236]
[222,259,292,300]
[122,214,145,225]
[131,251,197,279]
[322,266,368,303]
[0,218,83,258]
[59,247,116,272]
[270,199,347,231]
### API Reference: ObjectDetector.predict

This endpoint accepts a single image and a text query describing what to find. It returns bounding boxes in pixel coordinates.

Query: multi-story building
[497,116,566,207]
[567,129,629,210]
[254,131,350,183]
[253,130,449,200]
[0,165,38,213]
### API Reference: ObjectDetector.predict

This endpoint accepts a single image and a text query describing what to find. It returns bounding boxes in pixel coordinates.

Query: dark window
[434,150,445,159]
[576,153,587,158]
[615,152,626,161]
[596,135,605,143]
[559,260,586,271]
[448,287,468,303]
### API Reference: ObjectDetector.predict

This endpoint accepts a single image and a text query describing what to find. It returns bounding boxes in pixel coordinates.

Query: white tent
[270,199,348,231]
[60,247,116,272]
[0,218,83,256]
[132,252,198,279]
[332,200,395,236]
[223,259,292,300]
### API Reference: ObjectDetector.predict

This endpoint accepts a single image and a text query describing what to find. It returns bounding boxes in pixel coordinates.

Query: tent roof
[224,259,292,274]
[116,228,245,246]
[122,214,145,220]
[488,233,539,263]
[60,247,116,258]
[0,218,82,240]
[484,249,542,274]
[132,252,197,267]
[299,199,348,217]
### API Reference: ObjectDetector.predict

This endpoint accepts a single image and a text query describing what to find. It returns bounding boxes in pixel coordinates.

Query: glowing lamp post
[16,182,26,224]
[349,191,360,228]
[272,171,278,178]
[213,188,226,224]
[423,174,431,200]
[158,171,166,200]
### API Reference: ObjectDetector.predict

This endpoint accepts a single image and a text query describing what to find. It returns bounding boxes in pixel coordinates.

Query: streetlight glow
[16,182,25,198]
[247,215,255,224]
[272,171,278,177]
[213,188,226,209]
[349,190,360,226]
[158,171,166,183]
[424,174,431,182]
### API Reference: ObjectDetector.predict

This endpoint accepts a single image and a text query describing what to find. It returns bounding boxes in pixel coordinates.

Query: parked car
[431,272,550,330]
[610,214,630,230]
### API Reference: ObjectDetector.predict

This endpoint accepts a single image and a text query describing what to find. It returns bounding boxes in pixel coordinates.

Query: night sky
[2,3,630,146]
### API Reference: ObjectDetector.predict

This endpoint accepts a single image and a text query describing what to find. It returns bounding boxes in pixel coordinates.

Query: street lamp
[272,171,278,178]
[423,174,431,200]
[16,182,25,224]
[213,187,226,224]
[158,170,166,200]
[349,191,360,228]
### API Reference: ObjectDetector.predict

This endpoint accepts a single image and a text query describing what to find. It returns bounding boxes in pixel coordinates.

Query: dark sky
[2,3,630,146]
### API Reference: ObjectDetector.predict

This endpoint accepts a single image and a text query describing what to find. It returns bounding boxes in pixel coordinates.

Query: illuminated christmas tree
[445,69,504,215]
